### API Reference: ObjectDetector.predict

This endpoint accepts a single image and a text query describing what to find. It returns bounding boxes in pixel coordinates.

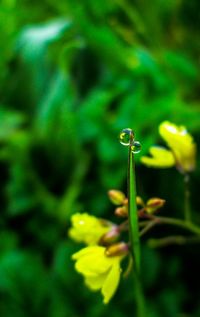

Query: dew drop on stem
[131,141,141,154]
[119,128,135,146]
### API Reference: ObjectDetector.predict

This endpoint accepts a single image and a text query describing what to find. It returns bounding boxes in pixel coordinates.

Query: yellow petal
[75,254,111,277]
[73,246,113,277]
[102,261,121,304]
[72,246,123,303]
[85,273,107,291]
[141,146,175,168]
[72,246,100,260]
[159,121,196,172]
[69,213,110,245]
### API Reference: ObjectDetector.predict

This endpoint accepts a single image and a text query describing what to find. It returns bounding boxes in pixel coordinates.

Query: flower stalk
[128,145,140,273]
[153,216,200,235]
[148,235,200,248]
[126,132,145,317]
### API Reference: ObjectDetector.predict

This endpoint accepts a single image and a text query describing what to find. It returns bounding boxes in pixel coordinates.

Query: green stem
[155,216,200,235]
[120,129,145,316]
[183,173,191,222]
[133,272,146,317]
[148,235,200,248]
[128,146,140,273]
[139,220,157,237]
[128,146,146,317]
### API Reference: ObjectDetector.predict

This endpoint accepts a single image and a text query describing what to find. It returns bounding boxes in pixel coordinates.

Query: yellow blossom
[72,246,123,304]
[141,146,175,168]
[159,121,196,172]
[141,121,196,173]
[69,213,110,245]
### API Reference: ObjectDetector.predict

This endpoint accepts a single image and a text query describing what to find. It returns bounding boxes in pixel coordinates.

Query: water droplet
[131,141,141,154]
[119,128,134,146]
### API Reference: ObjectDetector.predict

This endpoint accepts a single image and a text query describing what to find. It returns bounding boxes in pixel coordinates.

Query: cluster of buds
[108,189,128,217]
[99,190,166,253]
[136,197,166,216]
[108,189,165,219]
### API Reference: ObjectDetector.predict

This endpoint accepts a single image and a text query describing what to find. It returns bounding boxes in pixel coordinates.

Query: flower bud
[108,190,126,205]
[136,196,145,206]
[114,206,128,217]
[145,197,166,214]
[99,226,120,245]
[105,242,129,257]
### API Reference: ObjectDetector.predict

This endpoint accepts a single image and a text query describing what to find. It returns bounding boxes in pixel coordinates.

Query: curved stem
[139,220,157,237]
[148,235,200,248]
[155,216,200,235]
[118,219,129,232]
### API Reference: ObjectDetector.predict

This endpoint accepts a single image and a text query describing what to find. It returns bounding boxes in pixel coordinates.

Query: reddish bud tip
[99,226,120,245]
[146,198,166,214]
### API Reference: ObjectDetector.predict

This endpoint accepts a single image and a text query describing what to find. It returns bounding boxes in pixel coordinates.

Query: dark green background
[0,0,200,316]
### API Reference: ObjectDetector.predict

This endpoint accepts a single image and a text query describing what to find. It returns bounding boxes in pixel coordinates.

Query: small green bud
[136,196,145,207]
[108,190,126,205]
[115,206,128,217]
[146,197,166,214]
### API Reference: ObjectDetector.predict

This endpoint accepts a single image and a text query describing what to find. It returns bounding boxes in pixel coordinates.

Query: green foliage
[0,0,200,316]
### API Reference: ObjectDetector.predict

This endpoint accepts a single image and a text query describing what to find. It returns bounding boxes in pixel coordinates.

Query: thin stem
[128,146,140,273]
[139,220,157,237]
[148,235,200,248]
[139,220,151,227]
[123,255,133,278]
[154,216,200,235]
[118,219,129,232]
[183,173,191,222]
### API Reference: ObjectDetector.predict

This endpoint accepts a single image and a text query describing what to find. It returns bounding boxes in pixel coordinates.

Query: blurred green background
[0,0,200,316]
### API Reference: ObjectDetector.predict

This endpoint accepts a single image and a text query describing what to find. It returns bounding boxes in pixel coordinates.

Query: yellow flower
[159,121,196,172]
[69,213,110,245]
[72,246,123,304]
[141,146,175,168]
[141,121,196,173]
